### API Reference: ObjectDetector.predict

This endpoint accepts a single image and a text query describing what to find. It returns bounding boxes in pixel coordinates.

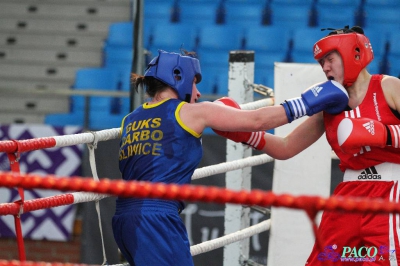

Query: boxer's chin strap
[87,131,108,266]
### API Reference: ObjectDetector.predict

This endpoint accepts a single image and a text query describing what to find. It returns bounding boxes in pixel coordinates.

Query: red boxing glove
[337,117,389,154]
[214,97,241,108]
[213,97,266,150]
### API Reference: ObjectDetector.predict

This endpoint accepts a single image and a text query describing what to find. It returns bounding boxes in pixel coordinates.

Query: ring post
[223,50,255,266]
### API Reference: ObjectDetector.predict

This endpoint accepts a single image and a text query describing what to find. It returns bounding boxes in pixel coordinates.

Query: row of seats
[145,0,400,31]
[45,0,400,130]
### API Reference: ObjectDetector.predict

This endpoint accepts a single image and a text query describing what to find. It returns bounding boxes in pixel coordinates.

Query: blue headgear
[144,50,202,102]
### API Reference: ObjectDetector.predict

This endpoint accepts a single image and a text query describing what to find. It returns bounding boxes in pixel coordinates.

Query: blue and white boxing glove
[281,80,348,123]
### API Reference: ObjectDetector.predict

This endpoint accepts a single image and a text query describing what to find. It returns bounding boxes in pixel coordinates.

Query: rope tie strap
[86,131,108,266]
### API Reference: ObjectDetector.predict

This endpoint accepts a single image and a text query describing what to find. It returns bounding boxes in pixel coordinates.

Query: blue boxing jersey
[118,98,203,185]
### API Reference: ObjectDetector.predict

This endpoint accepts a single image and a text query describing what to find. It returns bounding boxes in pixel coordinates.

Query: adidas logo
[311,86,323,97]
[363,121,375,135]
[314,44,322,56]
[358,166,381,180]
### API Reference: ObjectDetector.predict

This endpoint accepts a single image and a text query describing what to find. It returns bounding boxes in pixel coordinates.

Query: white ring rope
[53,128,120,148]
[190,219,271,256]
[71,192,110,203]
[239,99,274,110]
[192,154,274,180]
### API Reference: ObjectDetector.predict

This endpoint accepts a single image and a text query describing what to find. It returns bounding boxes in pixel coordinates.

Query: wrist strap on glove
[281,97,307,123]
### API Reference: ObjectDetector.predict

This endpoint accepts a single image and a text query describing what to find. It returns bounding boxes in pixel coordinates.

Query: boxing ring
[1,51,399,266]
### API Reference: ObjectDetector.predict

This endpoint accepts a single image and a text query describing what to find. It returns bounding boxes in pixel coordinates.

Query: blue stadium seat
[387,32,400,57]
[103,46,133,70]
[364,6,400,30]
[291,27,326,63]
[243,25,290,54]
[272,0,314,4]
[362,27,389,60]
[45,110,84,127]
[177,1,220,27]
[316,0,360,6]
[72,68,120,115]
[254,51,287,89]
[270,3,313,31]
[366,58,380,74]
[388,54,400,77]
[197,49,230,95]
[144,0,175,25]
[104,22,133,49]
[224,1,265,27]
[316,5,357,28]
[199,66,229,96]
[197,25,244,51]
[146,23,198,57]
[364,0,400,7]
[74,67,119,90]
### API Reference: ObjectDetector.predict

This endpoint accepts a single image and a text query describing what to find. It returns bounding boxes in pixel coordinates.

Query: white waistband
[343,162,400,182]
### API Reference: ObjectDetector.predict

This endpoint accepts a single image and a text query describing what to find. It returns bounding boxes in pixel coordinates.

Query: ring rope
[190,219,271,256]
[1,172,400,215]
[0,154,275,216]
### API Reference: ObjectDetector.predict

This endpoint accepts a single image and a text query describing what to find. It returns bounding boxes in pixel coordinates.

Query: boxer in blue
[112,49,349,265]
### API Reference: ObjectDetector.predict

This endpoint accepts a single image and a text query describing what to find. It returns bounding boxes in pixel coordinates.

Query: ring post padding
[268,62,332,265]
[223,50,255,266]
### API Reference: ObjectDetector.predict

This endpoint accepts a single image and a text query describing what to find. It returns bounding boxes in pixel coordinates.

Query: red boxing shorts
[306,163,400,265]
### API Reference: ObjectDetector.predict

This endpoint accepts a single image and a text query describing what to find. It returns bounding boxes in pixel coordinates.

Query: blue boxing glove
[281,80,348,123]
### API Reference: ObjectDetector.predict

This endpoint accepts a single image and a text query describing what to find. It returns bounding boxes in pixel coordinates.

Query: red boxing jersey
[324,75,400,171]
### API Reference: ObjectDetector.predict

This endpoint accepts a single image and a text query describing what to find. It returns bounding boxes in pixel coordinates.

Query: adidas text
[358,174,381,180]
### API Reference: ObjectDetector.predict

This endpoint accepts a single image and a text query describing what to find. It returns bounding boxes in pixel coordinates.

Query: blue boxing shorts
[112,199,193,266]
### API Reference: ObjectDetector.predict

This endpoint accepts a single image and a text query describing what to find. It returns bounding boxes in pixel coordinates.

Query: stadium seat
[103,46,133,69]
[199,66,229,96]
[48,67,129,130]
[197,25,244,52]
[197,49,230,95]
[177,1,220,27]
[364,6,400,30]
[270,3,313,31]
[104,21,134,49]
[146,23,198,57]
[290,27,326,63]
[388,54,400,77]
[364,0,400,7]
[254,51,287,89]
[224,1,265,27]
[243,25,290,54]
[144,0,175,25]
[366,58,380,74]
[316,5,357,28]
[272,0,314,4]
[363,27,389,60]
[316,0,360,6]
[387,32,400,57]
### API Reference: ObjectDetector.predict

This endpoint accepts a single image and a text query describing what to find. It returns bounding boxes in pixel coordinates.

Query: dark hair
[323,25,365,36]
[131,73,168,98]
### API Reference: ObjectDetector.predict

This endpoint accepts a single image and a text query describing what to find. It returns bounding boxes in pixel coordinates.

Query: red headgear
[313,26,374,88]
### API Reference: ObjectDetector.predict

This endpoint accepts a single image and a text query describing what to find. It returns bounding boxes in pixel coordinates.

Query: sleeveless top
[324,74,400,171]
[118,98,203,185]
